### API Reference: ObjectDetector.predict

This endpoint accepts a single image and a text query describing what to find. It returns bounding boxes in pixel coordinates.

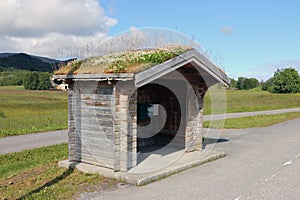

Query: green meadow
[204,112,300,129]
[204,88,300,114]
[0,86,68,137]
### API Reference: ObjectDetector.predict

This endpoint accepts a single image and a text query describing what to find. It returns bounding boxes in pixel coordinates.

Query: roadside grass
[0,85,25,90]
[204,88,300,115]
[203,112,300,129]
[0,144,68,180]
[0,144,118,199]
[0,86,68,137]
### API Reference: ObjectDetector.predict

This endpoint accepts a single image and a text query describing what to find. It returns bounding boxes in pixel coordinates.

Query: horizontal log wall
[70,81,116,169]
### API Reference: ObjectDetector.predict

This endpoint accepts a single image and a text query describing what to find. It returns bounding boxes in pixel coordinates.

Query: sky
[0,0,300,80]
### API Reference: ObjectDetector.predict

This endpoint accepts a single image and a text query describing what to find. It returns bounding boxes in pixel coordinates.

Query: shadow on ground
[202,138,229,148]
[17,167,75,199]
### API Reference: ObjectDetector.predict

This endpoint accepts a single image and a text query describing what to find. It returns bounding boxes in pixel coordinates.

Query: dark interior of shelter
[136,83,182,153]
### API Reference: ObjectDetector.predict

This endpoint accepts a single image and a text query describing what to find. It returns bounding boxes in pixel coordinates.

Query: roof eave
[52,73,135,82]
[134,49,230,87]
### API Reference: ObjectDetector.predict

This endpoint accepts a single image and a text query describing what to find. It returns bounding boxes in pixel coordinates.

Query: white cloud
[220,26,232,36]
[0,0,117,58]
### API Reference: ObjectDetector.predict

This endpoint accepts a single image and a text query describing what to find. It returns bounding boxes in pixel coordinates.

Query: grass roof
[54,46,192,75]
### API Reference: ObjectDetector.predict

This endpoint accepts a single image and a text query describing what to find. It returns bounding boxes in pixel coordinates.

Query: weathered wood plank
[81,94,114,101]
[76,119,114,128]
[79,131,114,141]
[81,99,112,106]
[79,106,113,113]
[74,155,114,168]
[77,124,114,134]
[75,145,114,157]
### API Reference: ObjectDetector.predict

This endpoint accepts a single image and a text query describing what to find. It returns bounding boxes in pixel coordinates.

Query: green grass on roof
[54,46,192,75]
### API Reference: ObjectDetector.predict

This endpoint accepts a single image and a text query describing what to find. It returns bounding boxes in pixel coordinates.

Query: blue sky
[100,0,300,80]
[0,0,299,80]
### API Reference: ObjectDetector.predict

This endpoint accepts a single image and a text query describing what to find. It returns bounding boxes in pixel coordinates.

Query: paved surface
[81,118,300,200]
[204,107,300,121]
[59,149,225,186]
[0,130,67,154]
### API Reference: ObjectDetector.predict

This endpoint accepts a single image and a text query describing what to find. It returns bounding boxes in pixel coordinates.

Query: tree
[248,78,259,89]
[229,78,237,89]
[237,77,259,90]
[244,78,251,90]
[261,77,274,91]
[269,68,300,93]
[23,72,39,90]
[0,70,29,86]
[23,72,53,90]
[37,72,53,90]
[237,77,246,90]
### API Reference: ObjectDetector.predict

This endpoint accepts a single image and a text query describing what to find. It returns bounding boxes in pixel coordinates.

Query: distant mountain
[32,55,62,64]
[0,53,74,72]
[0,53,15,58]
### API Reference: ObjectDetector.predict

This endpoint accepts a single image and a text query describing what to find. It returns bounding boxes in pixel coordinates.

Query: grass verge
[0,144,118,199]
[203,112,300,129]
[204,88,300,114]
[0,86,68,137]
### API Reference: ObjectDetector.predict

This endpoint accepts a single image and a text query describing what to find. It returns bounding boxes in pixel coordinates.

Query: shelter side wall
[70,81,115,168]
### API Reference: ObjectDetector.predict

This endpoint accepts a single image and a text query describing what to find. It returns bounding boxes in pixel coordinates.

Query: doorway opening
[137,83,183,153]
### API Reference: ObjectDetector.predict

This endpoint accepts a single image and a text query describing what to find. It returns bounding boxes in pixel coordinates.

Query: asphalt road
[0,130,67,154]
[85,118,300,200]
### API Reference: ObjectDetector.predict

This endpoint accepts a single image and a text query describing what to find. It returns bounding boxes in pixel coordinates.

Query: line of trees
[229,77,259,90]
[0,69,53,90]
[0,70,26,86]
[230,67,300,94]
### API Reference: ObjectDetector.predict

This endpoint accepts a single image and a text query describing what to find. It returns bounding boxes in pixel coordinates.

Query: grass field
[204,88,300,114]
[0,86,68,137]
[0,144,118,199]
[203,112,300,129]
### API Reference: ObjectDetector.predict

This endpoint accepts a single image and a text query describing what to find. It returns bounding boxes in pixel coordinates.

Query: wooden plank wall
[72,81,115,168]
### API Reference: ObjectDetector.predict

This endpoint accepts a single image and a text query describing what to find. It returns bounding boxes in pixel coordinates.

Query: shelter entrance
[136,82,186,153]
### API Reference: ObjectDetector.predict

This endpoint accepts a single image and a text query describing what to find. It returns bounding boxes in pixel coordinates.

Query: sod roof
[54,46,192,75]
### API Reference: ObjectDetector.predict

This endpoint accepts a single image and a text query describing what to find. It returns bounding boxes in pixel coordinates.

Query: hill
[0,53,15,58]
[0,53,72,72]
